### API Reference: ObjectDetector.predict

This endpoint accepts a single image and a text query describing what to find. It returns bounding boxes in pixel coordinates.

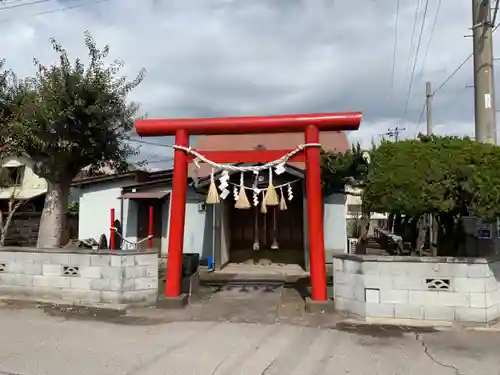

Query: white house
[0,155,47,203]
[74,165,349,274]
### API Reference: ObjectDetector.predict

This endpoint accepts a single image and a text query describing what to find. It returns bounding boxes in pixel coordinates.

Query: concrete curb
[0,296,128,312]
[336,317,500,332]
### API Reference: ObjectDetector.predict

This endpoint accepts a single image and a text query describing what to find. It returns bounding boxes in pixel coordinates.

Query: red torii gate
[135,112,362,302]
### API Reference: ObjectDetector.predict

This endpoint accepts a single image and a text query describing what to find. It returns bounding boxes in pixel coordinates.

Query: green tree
[0,60,27,153]
[321,143,371,253]
[0,62,31,247]
[5,31,145,248]
[321,143,369,195]
[362,136,500,256]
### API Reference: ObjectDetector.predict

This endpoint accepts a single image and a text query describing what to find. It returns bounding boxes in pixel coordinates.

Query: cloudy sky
[0,0,491,168]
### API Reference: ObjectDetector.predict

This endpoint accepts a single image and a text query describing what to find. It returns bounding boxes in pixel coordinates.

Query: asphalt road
[0,305,499,375]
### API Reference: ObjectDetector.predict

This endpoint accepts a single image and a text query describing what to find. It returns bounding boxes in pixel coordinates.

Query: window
[0,166,25,187]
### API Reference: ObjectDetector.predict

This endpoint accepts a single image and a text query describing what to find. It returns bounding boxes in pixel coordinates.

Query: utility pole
[472,0,497,144]
[426,81,433,135]
[425,81,436,255]
[384,125,406,141]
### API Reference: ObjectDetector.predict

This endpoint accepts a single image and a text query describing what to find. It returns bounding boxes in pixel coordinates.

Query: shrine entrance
[135,112,362,302]
[228,169,305,268]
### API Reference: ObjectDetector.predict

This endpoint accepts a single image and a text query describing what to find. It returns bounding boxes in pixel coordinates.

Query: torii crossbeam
[135,112,362,302]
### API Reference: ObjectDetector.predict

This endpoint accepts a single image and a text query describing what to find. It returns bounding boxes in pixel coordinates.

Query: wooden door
[230,195,303,251]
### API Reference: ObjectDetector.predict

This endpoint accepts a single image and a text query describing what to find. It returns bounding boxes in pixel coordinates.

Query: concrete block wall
[0,247,158,307]
[333,254,500,324]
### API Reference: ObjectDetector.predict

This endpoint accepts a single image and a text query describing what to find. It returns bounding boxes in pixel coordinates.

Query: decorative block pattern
[333,254,500,324]
[426,278,451,290]
[62,266,80,277]
[0,248,158,307]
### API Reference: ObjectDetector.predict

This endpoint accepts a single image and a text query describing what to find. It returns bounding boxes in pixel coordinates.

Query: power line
[384,126,406,142]
[401,0,430,122]
[412,54,473,134]
[493,0,499,27]
[137,158,174,164]
[0,0,36,6]
[0,0,51,12]
[0,0,113,22]
[129,139,175,149]
[414,100,427,136]
[432,20,500,96]
[402,0,422,102]
[413,21,500,136]
[420,0,442,74]
[433,53,473,95]
[389,0,401,103]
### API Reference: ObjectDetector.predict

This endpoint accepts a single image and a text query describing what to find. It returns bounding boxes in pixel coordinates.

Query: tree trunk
[0,209,3,247]
[454,215,467,257]
[37,181,70,248]
[430,215,438,256]
[356,211,371,254]
[388,213,395,232]
[0,199,22,247]
[415,216,426,256]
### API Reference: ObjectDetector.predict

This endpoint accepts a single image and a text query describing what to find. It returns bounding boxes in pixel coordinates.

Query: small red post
[110,208,115,250]
[165,129,189,297]
[148,205,154,249]
[305,124,327,301]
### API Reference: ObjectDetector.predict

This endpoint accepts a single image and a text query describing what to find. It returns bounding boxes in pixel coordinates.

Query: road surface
[0,305,499,374]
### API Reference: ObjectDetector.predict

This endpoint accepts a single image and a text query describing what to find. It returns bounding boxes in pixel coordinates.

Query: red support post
[165,129,189,297]
[148,205,154,249]
[305,125,327,301]
[110,208,115,251]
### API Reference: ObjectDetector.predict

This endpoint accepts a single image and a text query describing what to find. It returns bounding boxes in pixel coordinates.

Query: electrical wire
[0,0,34,7]
[414,101,427,137]
[493,0,499,27]
[129,139,175,149]
[433,12,500,96]
[389,0,401,103]
[414,22,500,136]
[432,54,472,95]
[413,51,472,136]
[0,0,50,12]
[401,0,430,122]
[402,0,422,103]
[128,139,175,165]
[136,158,174,164]
[420,0,442,74]
[0,0,112,22]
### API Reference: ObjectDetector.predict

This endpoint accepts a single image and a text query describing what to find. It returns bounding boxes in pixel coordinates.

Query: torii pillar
[135,112,362,303]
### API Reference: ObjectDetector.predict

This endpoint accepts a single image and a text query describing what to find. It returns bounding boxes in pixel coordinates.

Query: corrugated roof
[119,191,170,199]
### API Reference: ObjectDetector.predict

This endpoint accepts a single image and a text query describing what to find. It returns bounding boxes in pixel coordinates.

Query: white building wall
[123,198,137,246]
[160,194,171,257]
[78,179,348,265]
[323,193,348,256]
[157,188,211,258]
[183,189,213,258]
[0,155,47,199]
[183,204,205,255]
[78,179,135,241]
[302,187,348,271]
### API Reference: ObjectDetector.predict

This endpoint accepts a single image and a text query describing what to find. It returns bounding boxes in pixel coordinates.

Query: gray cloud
[0,0,491,159]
